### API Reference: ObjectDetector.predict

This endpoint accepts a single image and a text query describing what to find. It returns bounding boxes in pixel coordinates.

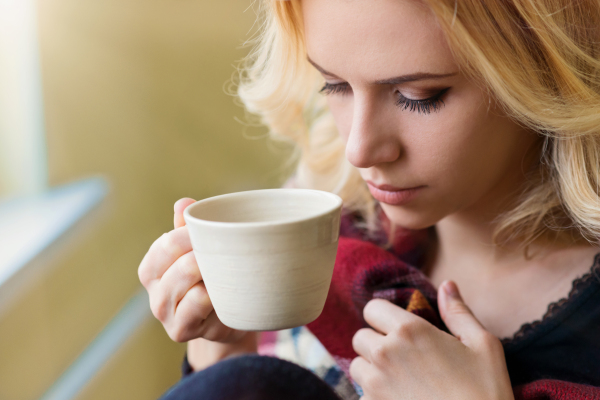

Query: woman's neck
[421,203,594,283]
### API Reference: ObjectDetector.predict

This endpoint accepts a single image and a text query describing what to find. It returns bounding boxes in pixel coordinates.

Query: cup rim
[183,188,342,228]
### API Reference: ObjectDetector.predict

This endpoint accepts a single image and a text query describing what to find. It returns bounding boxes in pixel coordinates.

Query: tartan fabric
[513,379,600,400]
[306,236,444,377]
[258,327,359,400]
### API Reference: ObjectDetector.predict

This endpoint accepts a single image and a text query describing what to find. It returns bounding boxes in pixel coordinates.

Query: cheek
[416,92,531,209]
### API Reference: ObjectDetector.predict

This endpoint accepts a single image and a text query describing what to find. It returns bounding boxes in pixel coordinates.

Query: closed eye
[320,82,351,95]
[320,81,449,115]
[395,88,449,114]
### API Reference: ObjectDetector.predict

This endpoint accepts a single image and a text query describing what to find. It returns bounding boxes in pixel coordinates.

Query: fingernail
[444,281,460,300]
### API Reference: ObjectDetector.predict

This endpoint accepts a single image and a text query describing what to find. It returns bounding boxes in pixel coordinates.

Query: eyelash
[319,82,449,115]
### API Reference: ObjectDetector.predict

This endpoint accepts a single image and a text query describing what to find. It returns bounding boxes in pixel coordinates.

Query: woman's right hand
[138,198,248,344]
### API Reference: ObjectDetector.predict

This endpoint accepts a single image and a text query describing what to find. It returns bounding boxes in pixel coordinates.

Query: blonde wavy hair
[237,0,600,247]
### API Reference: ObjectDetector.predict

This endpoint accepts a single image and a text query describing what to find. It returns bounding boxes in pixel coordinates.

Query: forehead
[302,0,456,80]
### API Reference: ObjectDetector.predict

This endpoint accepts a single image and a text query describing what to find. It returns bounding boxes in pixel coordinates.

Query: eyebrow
[307,57,458,84]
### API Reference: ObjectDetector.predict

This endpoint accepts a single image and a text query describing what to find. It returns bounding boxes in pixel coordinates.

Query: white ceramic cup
[183,188,342,331]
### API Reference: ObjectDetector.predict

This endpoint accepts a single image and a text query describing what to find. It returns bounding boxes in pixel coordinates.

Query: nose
[344,95,401,169]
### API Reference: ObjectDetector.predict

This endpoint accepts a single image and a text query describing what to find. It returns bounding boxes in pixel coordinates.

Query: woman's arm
[186,332,259,371]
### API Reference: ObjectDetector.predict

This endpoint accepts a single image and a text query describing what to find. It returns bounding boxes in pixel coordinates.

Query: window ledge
[0,177,109,291]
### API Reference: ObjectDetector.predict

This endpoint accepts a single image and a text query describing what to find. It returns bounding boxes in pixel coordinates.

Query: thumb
[174,198,196,229]
[438,280,486,346]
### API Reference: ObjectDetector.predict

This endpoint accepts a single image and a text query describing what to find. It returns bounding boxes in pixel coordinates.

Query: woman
[138,0,600,398]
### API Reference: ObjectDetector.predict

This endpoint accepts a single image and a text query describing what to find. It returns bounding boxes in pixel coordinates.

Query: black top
[502,253,600,387]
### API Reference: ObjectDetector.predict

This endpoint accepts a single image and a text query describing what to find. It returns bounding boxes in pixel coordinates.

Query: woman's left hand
[349,280,515,400]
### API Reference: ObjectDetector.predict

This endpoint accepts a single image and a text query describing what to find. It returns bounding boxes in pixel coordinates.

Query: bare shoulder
[540,243,600,278]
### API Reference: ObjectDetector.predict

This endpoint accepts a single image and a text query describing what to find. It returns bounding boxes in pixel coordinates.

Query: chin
[379,203,440,231]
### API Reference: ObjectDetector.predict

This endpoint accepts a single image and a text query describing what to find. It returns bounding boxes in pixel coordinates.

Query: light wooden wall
[0,1,290,399]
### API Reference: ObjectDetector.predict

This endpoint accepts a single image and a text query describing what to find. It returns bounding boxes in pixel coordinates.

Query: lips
[366,181,424,205]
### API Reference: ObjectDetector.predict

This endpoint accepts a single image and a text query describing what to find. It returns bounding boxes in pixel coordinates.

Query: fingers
[438,280,486,346]
[349,356,372,389]
[138,226,192,287]
[352,328,384,362]
[146,250,219,343]
[363,298,422,335]
[176,281,213,322]
[155,251,202,312]
[194,309,236,343]
[174,198,196,229]
[164,282,214,342]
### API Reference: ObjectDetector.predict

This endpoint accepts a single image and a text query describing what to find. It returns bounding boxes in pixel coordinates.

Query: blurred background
[0,0,291,399]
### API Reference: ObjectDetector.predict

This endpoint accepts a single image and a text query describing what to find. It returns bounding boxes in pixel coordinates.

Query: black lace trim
[501,252,600,346]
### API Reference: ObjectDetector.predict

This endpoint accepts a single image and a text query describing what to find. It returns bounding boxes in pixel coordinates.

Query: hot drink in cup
[183,189,342,331]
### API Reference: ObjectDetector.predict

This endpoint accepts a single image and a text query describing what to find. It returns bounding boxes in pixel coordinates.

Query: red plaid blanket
[306,213,600,400]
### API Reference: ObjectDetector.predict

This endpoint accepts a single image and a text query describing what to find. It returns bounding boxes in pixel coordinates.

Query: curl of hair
[237,0,600,245]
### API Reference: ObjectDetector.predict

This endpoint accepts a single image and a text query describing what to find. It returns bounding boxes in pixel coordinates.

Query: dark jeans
[160,354,342,400]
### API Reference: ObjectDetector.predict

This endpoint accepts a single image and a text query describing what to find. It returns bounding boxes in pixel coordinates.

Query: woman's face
[302,0,541,229]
